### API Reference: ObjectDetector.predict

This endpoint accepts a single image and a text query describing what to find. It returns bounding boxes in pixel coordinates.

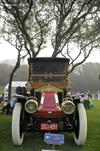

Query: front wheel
[74,103,87,145]
[12,103,24,145]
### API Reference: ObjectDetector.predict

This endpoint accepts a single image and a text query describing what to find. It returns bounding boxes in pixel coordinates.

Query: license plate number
[41,123,58,130]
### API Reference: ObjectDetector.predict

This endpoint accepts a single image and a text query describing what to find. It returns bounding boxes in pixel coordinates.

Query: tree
[0,0,100,99]
[8,40,24,101]
[1,0,100,71]
[70,62,100,92]
[0,0,52,57]
[49,0,100,72]
[0,0,51,101]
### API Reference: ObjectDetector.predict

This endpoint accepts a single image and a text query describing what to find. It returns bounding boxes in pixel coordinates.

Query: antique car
[12,57,87,146]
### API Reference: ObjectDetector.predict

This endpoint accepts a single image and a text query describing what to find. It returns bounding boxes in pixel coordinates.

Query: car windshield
[28,58,69,83]
[32,61,66,74]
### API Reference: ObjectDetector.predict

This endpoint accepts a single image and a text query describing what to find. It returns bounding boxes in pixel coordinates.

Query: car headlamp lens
[25,99,38,113]
[61,100,75,115]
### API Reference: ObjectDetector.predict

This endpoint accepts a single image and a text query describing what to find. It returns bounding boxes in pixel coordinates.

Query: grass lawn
[0,100,100,151]
[0,103,4,111]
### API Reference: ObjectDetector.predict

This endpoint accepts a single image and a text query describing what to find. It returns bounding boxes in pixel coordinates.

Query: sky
[0,41,18,61]
[0,40,52,63]
[0,40,100,63]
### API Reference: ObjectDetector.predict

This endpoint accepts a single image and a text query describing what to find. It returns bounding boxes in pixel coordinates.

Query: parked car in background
[4,81,27,101]
[12,57,87,146]
[2,96,16,114]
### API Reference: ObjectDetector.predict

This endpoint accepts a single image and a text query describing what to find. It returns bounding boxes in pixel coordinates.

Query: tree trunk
[8,52,20,102]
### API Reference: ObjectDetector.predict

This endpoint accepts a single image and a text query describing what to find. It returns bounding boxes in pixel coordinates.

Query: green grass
[0,100,100,151]
[0,103,4,111]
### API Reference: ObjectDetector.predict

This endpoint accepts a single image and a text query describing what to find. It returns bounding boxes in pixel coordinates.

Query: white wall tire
[74,103,87,145]
[12,103,24,145]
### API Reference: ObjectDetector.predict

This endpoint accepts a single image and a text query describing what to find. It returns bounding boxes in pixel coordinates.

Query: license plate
[40,123,58,130]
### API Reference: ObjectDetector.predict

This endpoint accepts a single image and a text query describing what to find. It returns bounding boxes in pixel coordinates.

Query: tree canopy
[0,0,100,72]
